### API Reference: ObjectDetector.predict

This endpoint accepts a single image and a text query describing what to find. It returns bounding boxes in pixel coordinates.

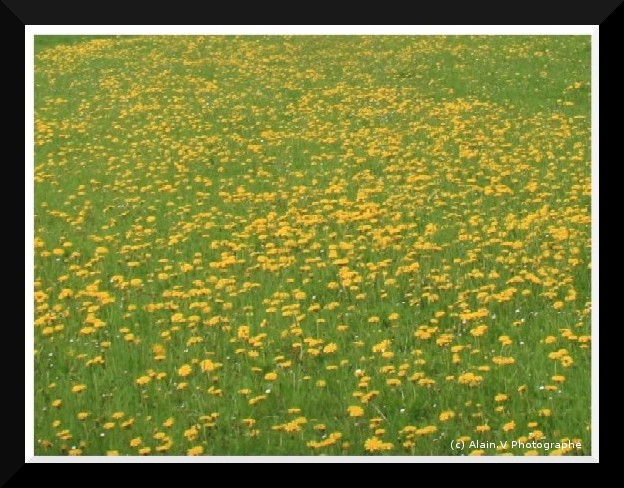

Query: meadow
[34,35,591,456]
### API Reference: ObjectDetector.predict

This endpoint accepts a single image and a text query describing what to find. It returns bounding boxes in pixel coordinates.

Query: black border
[3,1,624,24]
[15,2,611,482]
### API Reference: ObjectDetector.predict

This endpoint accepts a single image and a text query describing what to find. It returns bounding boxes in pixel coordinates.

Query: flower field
[34,35,591,456]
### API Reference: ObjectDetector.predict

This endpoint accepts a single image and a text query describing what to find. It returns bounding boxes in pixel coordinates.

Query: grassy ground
[34,35,122,54]
[34,35,591,457]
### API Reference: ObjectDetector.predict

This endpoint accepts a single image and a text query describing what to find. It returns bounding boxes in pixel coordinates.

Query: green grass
[34,35,591,457]
[34,35,124,54]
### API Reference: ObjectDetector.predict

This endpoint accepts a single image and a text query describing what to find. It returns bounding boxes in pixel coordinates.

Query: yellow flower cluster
[34,35,590,456]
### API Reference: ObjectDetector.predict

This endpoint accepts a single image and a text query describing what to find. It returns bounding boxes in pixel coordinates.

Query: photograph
[32,32,593,458]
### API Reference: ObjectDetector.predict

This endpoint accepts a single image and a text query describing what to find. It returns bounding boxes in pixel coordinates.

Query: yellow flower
[560,356,574,367]
[58,288,73,299]
[469,324,488,337]
[347,405,364,417]
[184,426,199,441]
[416,426,437,436]
[178,364,192,377]
[129,437,142,447]
[492,356,515,365]
[187,445,204,456]
[457,372,483,386]
[249,395,267,405]
[364,436,393,452]
[264,372,278,381]
[529,430,545,440]
[439,410,455,422]
[200,359,219,372]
